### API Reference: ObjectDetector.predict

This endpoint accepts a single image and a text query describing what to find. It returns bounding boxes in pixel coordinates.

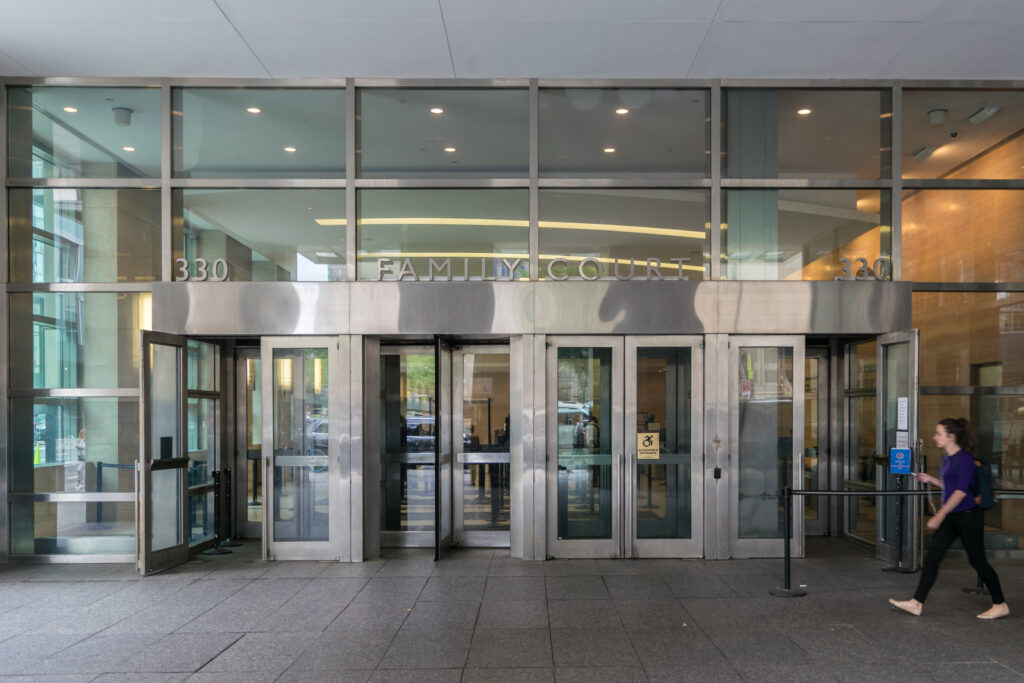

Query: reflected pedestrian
[889,418,1009,619]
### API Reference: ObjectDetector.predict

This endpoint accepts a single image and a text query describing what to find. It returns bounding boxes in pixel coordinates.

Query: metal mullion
[162,84,171,283]
[352,178,529,189]
[912,282,1024,292]
[7,283,154,292]
[920,386,1024,396]
[891,84,902,281]
[901,179,1024,190]
[346,79,356,281]
[720,79,897,89]
[1,79,7,563]
[169,178,347,189]
[529,79,538,282]
[186,390,221,400]
[354,78,528,88]
[538,78,715,88]
[8,388,140,398]
[5,178,160,188]
[710,81,721,281]
[537,178,711,188]
[720,179,893,189]
[10,492,135,503]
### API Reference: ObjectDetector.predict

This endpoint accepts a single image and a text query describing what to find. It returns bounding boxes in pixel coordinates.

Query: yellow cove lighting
[317,217,705,240]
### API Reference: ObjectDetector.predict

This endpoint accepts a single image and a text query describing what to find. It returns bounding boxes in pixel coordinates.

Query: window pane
[175,189,346,282]
[173,88,345,178]
[902,90,1024,180]
[7,86,161,179]
[902,190,1024,282]
[9,397,138,494]
[187,398,218,488]
[846,340,877,391]
[9,293,151,389]
[187,340,219,392]
[189,490,215,545]
[359,89,528,178]
[722,189,891,281]
[724,89,890,179]
[358,189,529,281]
[10,501,134,555]
[540,189,708,281]
[540,88,709,178]
[9,188,160,283]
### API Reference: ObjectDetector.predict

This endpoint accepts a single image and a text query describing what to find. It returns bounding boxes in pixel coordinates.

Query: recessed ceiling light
[615,108,629,115]
[315,251,338,258]
[246,107,261,114]
[430,107,444,114]
[797,108,812,116]
[63,106,78,113]
[603,147,616,153]
[443,146,456,153]
[121,146,136,152]
[283,146,297,153]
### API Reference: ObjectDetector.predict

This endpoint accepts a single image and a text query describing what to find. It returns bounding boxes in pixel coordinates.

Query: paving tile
[463,668,555,682]
[0,634,87,675]
[545,576,609,600]
[353,576,427,604]
[419,575,487,601]
[730,662,844,681]
[120,632,242,673]
[101,579,251,634]
[377,629,473,669]
[547,599,621,628]
[367,669,464,682]
[176,578,307,632]
[318,561,385,578]
[259,561,329,579]
[702,625,811,666]
[31,632,163,674]
[488,557,548,577]
[259,578,367,632]
[197,631,316,675]
[828,662,938,683]
[402,600,480,631]
[276,670,371,683]
[0,675,97,682]
[602,575,674,601]
[555,666,649,682]
[661,571,739,599]
[550,627,640,668]
[376,559,437,577]
[782,623,890,663]
[327,600,412,635]
[484,576,547,602]
[628,628,727,669]
[476,600,549,629]
[541,560,601,576]
[196,559,273,580]
[613,599,691,631]
[94,674,189,682]
[288,631,392,671]
[466,628,553,668]
[645,663,743,682]
[916,661,1024,682]
[186,673,278,683]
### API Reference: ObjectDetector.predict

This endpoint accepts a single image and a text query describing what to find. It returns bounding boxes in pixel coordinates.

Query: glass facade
[4,80,1024,561]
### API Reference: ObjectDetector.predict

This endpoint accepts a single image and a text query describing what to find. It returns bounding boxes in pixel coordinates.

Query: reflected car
[305,418,329,455]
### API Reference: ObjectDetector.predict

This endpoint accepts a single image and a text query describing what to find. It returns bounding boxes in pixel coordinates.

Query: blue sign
[889,447,912,475]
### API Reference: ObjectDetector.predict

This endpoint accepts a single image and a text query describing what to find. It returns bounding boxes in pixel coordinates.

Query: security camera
[949,130,958,138]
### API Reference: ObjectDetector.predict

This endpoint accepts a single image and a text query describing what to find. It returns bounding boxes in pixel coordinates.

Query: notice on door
[637,432,660,460]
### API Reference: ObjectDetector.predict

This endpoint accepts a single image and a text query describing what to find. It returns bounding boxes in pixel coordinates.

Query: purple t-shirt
[939,449,977,513]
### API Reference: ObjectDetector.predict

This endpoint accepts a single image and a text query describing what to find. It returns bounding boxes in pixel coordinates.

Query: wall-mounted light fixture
[968,105,1001,125]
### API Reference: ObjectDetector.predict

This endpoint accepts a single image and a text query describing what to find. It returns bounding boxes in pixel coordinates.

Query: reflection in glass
[8,397,138,494]
[173,88,345,178]
[151,468,183,551]
[150,344,179,462]
[540,88,709,178]
[189,490,215,545]
[737,347,793,540]
[380,351,436,532]
[461,352,511,532]
[8,188,160,283]
[360,89,528,178]
[187,340,219,392]
[539,190,708,281]
[724,88,890,179]
[848,340,877,391]
[273,348,329,542]
[187,398,217,488]
[245,358,263,524]
[175,189,346,282]
[902,90,1024,180]
[636,348,692,539]
[723,189,891,281]
[804,358,820,523]
[902,190,1024,283]
[7,86,161,178]
[556,348,612,540]
[10,501,135,555]
[9,293,151,390]
[358,189,529,281]
[881,343,910,544]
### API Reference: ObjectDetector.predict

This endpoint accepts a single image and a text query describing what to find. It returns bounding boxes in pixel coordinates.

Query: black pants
[913,508,1005,604]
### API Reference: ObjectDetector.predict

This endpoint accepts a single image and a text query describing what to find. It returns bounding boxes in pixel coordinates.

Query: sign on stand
[889,447,912,475]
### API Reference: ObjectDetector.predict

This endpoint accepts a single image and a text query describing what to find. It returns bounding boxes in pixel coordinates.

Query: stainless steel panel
[457,453,512,464]
[533,282,711,334]
[11,493,135,503]
[703,334,729,560]
[537,178,712,188]
[385,453,435,464]
[710,81,722,282]
[531,334,547,561]
[509,336,527,558]
[362,337,381,559]
[349,335,364,561]
[169,178,347,188]
[529,79,539,283]
[349,283,533,335]
[891,85,903,282]
[353,178,528,188]
[345,81,356,282]
[337,335,352,561]
[161,84,171,283]
[7,283,154,292]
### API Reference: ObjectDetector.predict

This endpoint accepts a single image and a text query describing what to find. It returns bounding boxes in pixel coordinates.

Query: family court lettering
[375,256,693,282]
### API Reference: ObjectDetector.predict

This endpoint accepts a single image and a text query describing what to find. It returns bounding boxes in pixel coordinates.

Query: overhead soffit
[0,0,1023,79]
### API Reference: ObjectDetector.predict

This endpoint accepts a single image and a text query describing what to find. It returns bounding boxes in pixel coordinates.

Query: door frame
[261,336,348,561]
[804,347,830,536]
[137,330,190,575]
[625,335,704,558]
[234,347,263,540]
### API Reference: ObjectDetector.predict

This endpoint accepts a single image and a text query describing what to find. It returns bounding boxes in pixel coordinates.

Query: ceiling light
[443,147,456,153]
[121,146,136,152]
[429,107,444,114]
[913,145,938,162]
[246,107,261,114]
[968,105,1001,125]
[283,146,297,153]
[315,251,337,258]
[112,107,132,127]
[615,108,629,115]
[927,108,948,127]
[62,106,78,113]
[797,108,812,116]
[603,147,616,153]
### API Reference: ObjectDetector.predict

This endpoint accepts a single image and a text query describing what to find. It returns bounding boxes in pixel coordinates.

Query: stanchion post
[770,486,806,597]
[220,467,241,547]
[202,470,231,555]
[882,475,913,574]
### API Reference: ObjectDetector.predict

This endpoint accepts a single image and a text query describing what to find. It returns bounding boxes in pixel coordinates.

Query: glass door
[453,345,512,548]
[235,348,262,539]
[137,331,189,575]
[434,337,454,560]
[875,330,921,568]
[843,339,878,544]
[546,337,623,558]
[262,337,344,561]
[625,336,704,558]
[728,336,805,558]
[804,349,829,536]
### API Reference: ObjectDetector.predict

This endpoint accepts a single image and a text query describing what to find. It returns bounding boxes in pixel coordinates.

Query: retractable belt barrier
[771,487,1024,598]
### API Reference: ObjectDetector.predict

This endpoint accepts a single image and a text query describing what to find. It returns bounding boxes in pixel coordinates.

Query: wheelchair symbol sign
[637,432,659,460]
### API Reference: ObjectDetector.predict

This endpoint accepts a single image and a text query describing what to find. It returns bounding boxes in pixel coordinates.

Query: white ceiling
[0,0,1023,79]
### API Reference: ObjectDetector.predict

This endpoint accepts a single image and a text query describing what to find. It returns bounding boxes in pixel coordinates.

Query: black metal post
[770,486,806,597]
[219,467,241,547]
[202,470,231,555]
[882,475,913,573]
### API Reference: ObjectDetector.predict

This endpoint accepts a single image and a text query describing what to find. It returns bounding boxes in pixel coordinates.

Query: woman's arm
[927,489,967,530]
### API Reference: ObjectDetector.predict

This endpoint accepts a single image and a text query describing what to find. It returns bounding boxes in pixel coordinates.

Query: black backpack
[955,455,997,510]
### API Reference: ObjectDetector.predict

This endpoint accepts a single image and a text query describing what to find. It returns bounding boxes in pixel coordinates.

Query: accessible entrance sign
[889,447,912,475]
[637,433,659,460]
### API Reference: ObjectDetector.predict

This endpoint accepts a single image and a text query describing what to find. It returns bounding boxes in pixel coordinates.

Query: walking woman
[889,418,1010,620]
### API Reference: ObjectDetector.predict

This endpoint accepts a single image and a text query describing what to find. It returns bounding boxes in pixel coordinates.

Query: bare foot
[977,603,1010,620]
[889,598,922,616]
